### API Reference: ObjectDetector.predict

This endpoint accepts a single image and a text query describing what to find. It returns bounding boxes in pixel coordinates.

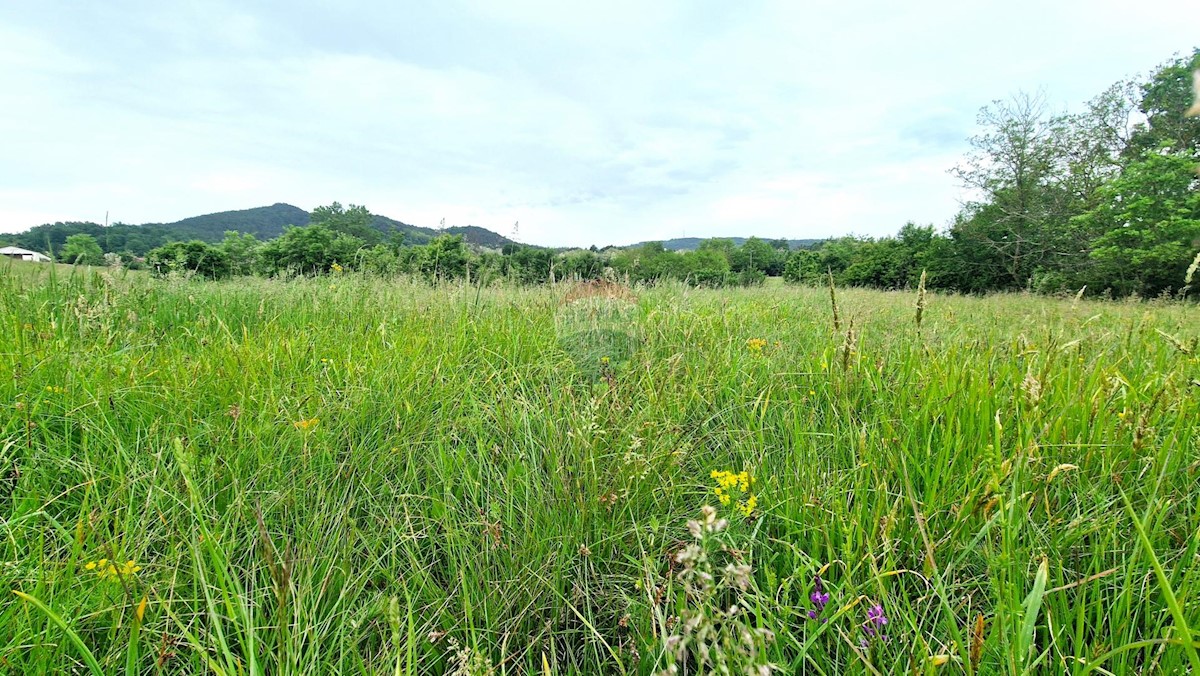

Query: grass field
[2,262,1199,674]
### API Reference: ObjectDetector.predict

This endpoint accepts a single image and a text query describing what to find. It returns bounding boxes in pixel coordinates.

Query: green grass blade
[12,590,105,676]
[1118,489,1200,671]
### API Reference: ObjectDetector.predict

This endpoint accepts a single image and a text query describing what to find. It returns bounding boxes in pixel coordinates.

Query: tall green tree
[60,233,104,265]
[219,231,261,276]
[259,224,364,275]
[421,235,471,281]
[311,202,380,246]
[951,92,1073,289]
[1075,149,1200,297]
[1125,50,1200,157]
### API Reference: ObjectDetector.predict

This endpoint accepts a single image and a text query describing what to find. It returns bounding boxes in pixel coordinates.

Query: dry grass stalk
[914,269,927,329]
[841,319,856,371]
[827,269,840,332]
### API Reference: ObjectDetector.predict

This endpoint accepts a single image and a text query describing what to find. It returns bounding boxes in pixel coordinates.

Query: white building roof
[0,246,52,261]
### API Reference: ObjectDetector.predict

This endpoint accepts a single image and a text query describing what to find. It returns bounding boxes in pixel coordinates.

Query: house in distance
[0,246,52,263]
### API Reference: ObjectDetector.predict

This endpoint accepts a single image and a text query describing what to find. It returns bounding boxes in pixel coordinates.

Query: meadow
[1,262,1199,674]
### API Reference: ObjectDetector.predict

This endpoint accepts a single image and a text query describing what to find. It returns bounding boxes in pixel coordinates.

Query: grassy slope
[1,262,1198,673]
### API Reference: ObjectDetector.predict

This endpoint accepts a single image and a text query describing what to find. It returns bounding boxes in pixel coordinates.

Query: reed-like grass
[1,262,1198,674]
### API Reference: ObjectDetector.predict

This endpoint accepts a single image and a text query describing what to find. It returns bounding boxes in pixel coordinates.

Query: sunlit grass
[1,264,1198,673]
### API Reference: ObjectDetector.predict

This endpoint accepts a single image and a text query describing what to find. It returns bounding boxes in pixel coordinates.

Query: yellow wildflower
[84,558,141,580]
[293,417,320,431]
[739,494,758,518]
[710,469,759,518]
[746,338,767,352]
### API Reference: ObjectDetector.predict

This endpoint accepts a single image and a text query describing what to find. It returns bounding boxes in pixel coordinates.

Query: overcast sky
[1,2,1197,248]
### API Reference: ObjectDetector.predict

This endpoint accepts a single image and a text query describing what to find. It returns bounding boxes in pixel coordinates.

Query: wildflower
[724,563,752,591]
[710,470,758,517]
[862,603,889,642]
[739,494,757,518]
[293,417,319,431]
[676,542,704,565]
[806,576,829,621]
[686,505,728,538]
[713,486,731,505]
[44,386,66,394]
[746,338,767,352]
[84,558,141,580]
[331,262,344,274]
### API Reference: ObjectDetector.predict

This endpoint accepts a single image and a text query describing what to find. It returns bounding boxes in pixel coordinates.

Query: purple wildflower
[806,577,830,621]
[862,603,889,643]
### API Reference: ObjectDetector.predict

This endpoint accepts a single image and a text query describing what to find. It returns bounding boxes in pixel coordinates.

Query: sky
[1,2,1198,248]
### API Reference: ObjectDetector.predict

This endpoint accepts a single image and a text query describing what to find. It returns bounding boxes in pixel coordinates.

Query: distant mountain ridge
[628,236,821,251]
[141,203,310,241]
[5,203,519,255]
[143,203,521,249]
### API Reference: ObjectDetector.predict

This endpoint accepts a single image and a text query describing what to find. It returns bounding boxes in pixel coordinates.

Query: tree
[311,202,380,246]
[421,235,471,281]
[258,224,364,275]
[146,240,231,279]
[1125,50,1200,157]
[558,250,605,281]
[61,234,104,265]
[951,92,1073,289]
[1075,148,1200,297]
[783,249,823,284]
[681,247,732,286]
[504,245,555,284]
[737,237,783,275]
[219,231,260,276]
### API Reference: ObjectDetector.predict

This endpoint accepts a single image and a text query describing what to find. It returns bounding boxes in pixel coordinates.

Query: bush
[146,240,231,279]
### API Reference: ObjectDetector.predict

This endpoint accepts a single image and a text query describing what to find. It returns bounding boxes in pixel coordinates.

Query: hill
[144,203,312,241]
[4,204,518,256]
[444,225,515,249]
[629,236,822,251]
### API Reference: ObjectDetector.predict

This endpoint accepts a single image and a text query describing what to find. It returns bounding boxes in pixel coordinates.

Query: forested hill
[5,203,518,256]
[633,236,821,251]
[147,203,311,240]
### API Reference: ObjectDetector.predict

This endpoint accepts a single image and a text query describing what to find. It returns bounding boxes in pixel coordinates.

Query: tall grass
[1,262,1198,673]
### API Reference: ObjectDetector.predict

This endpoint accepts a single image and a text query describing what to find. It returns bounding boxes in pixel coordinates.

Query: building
[0,246,52,263]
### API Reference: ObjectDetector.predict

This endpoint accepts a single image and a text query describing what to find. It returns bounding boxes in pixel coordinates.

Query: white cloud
[0,1,1197,246]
